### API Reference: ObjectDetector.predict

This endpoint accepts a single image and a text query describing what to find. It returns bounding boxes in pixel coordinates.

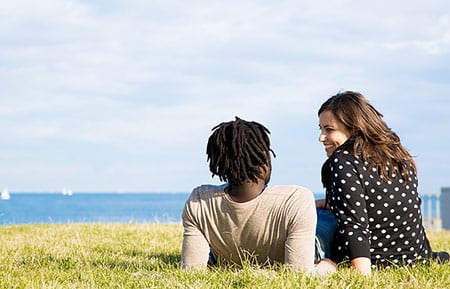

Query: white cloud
[1,0,449,192]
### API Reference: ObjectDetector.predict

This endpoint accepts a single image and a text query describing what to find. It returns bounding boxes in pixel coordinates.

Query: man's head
[206,116,275,185]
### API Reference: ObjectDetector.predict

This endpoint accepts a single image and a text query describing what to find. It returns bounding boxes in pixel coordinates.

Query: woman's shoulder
[329,148,359,164]
[327,149,369,174]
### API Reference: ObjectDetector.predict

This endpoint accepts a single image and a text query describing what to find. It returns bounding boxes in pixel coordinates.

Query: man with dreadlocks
[180,117,336,275]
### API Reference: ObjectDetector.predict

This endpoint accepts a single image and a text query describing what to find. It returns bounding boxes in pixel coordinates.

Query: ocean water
[0,192,437,225]
[0,193,190,225]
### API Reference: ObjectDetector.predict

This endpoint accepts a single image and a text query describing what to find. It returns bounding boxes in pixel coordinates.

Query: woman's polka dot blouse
[324,149,432,267]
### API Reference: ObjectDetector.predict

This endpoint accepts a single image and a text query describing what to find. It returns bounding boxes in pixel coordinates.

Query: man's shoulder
[192,183,224,191]
[188,184,226,200]
[268,184,311,192]
[265,185,316,216]
[266,185,314,200]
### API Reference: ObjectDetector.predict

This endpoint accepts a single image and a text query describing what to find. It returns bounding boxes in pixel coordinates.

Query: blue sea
[0,193,190,225]
[0,192,437,225]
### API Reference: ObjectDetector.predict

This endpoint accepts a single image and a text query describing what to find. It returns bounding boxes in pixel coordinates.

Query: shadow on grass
[90,250,181,271]
[148,252,181,268]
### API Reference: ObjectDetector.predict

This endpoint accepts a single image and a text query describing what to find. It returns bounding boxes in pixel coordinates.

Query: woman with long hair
[317,91,448,275]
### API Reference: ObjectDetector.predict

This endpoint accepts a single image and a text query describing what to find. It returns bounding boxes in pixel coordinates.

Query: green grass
[0,224,448,288]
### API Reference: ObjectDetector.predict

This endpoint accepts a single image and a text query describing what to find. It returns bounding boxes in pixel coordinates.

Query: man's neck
[226,180,266,203]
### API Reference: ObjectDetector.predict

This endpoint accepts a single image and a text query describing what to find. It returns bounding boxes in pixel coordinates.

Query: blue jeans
[315,208,337,260]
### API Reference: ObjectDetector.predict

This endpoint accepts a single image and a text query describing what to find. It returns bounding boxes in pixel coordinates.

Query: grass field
[0,223,448,288]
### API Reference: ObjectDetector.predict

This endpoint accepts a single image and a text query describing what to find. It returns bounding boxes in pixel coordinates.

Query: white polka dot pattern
[324,149,431,266]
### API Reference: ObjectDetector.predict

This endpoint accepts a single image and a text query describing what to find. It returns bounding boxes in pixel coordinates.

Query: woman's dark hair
[206,116,275,185]
[319,91,416,181]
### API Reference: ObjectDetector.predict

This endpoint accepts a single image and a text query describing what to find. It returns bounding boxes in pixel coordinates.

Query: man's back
[181,184,316,271]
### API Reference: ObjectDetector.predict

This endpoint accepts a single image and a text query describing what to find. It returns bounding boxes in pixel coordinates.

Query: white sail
[62,188,73,196]
[1,187,10,200]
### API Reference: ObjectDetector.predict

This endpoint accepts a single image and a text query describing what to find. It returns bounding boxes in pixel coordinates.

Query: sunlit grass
[0,224,448,288]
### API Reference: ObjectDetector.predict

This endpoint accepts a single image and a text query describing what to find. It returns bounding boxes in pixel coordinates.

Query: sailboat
[62,188,73,196]
[1,187,10,200]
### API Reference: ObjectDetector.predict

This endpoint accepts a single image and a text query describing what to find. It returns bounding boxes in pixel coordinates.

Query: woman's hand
[351,257,371,276]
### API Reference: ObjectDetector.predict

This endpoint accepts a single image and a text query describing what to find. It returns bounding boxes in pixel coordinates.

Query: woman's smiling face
[319,110,351,157]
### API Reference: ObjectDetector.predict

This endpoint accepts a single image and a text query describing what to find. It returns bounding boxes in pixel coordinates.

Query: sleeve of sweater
[180,190,211,270]
[329,152,371,260]
[283,186,317,273]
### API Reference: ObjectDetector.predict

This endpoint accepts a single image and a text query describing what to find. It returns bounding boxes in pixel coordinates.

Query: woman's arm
[328,154,372,270]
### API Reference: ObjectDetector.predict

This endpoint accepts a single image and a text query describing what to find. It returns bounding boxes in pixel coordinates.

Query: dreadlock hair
[206,116,275,185]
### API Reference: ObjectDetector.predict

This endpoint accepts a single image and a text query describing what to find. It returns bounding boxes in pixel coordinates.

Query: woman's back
[325,145,432,267]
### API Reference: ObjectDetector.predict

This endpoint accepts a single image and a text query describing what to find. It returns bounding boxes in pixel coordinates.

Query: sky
[1,0,449,194]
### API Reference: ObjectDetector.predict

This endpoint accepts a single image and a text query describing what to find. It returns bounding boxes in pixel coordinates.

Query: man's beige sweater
[181,184,317,272]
